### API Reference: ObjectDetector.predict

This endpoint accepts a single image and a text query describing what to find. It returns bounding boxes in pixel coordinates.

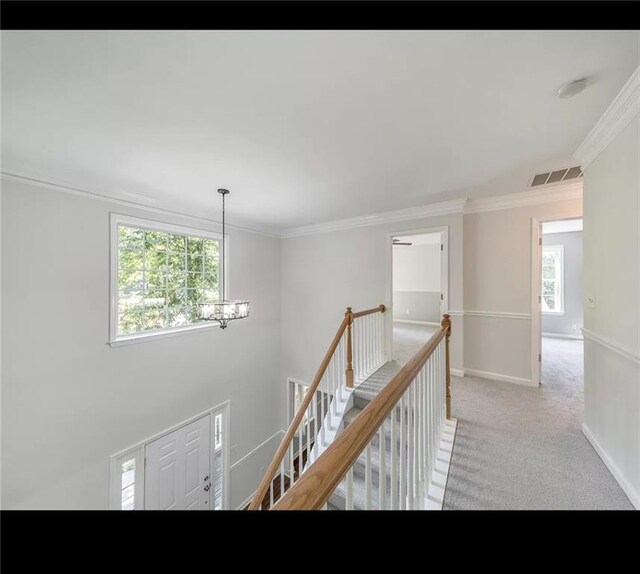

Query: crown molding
[575,66,640,169]
[281,198,468,238]
[3,170,583,240]
[463,181,583,214]
[0,171,281,238]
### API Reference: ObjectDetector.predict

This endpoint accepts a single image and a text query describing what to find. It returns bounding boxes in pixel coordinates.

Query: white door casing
[145,416,211,510]
[386,225,449,360]
[530,214,583,386]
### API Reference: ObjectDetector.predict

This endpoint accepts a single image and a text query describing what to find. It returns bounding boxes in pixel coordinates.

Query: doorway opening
[388,227,448,365]
[533,217,584,394]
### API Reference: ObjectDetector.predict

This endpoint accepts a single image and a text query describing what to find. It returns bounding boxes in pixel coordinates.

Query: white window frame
[109,400,230,510]
[109,446,144,510]
[109,213,227,346]
[541,244,564,315]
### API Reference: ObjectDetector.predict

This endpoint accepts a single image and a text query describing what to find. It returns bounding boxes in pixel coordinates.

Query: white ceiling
[543,219,583,234]
[2,31,638,233]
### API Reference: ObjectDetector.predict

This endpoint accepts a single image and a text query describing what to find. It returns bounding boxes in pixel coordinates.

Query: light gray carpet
[444,336,633,510]
[392,322,439,365]
[353,323,439,404]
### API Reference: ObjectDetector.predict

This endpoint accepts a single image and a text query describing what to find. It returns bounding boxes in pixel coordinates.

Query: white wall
[582,114,639,508]
[0,179,283,509]
[281,214,464,389]
[393,243,441,292]
[393,242,441,323]
[542,231,583,337]
[463,198,582,383]
[0,184,3,508]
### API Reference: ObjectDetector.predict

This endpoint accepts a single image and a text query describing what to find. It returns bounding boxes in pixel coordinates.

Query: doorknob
[204,484,211,492]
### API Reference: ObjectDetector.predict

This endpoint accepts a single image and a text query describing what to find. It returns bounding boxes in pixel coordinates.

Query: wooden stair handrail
[352,304,386,319]
[247,304,386,510]
[272,316,451,510]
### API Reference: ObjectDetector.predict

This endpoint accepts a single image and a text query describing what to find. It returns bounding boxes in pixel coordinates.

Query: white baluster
[352,321,358,384]
[422,364,428,501]
[425,358,434,478]
[289,442,294,490]
[372,314,376,370]
[356,320,361,382]
[345,467,354,510]
[376,312,380,367]
[412,380,418,507]
[399,394,406,509]
[438,339,445,434]
[391,403,398,510]
[336,337,346,415]
[380,312,384,365]
[280,458,285,498]
[364,316,368,376]
[320,372,326,446]
[433,351,438,468]
[407,382,414,510]
[359,317,364,379]
[298,416,304,477]
[306,398,311,465]
[269,481,274,509]
[312,387,318,450]
[368,315,373,375]
[363,316,368,377]
[416,370,423,503]
[365,443,372,510]
[379,420,387,510]
[423,366,428,501]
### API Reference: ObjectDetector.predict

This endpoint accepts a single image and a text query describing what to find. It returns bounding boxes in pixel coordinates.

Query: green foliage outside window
[118,226,220,335]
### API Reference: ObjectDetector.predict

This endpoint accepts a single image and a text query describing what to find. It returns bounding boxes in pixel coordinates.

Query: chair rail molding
[463,310,532,320]
[582,328,640,365]
[575,66,640,169]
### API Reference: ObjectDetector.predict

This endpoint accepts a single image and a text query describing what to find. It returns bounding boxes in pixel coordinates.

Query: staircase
[249,306,456,511]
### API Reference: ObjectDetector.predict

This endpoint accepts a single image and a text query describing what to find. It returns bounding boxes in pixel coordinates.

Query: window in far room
[542,244,564,314]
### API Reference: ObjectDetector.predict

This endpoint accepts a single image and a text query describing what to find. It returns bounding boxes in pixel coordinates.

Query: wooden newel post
[345,307,354,388]
[441,313,452,419]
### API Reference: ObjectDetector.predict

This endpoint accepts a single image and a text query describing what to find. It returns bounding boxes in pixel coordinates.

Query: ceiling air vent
[530,166,582,187]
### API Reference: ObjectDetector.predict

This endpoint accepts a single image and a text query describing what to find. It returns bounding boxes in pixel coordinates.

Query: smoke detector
[557,78,587,99]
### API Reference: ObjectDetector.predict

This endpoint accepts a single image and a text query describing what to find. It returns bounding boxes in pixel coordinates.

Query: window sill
[542,311,565,316]
[108,322,221,347]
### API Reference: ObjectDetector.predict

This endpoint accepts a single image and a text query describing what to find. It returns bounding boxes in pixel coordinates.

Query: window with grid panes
[541,244,564,314]
[113,216,221,339]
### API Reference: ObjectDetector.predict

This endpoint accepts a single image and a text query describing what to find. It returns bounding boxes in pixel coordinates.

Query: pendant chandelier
[198,189,250,329]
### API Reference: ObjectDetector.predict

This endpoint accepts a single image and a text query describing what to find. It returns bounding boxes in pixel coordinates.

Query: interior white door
[145,416,211,510]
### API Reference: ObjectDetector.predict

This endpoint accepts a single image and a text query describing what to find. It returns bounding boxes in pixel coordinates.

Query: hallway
[444,374,632,510]
[391,323,632,509]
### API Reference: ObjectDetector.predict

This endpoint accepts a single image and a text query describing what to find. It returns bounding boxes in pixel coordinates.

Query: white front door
[145,416,211,510]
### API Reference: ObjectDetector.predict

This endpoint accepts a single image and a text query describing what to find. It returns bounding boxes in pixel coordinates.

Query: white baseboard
[393,319,441,327]
[464,368,536,387]
[450,368,465,377]
[542,332,583,340]
[582,423,639,510]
